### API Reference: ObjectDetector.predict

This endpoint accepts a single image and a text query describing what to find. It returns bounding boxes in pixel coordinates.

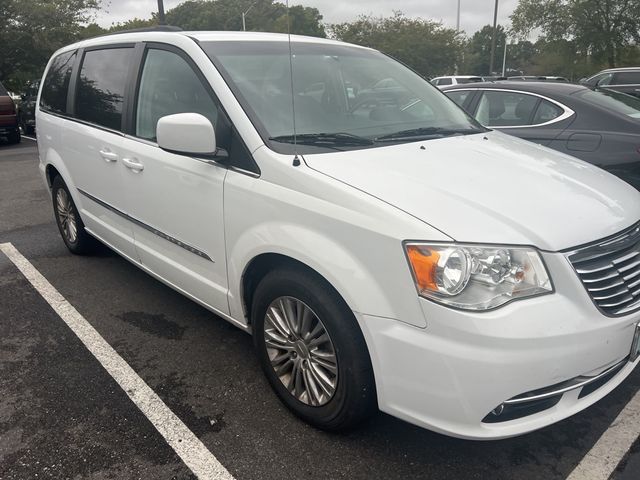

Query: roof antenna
[285,0,300,167]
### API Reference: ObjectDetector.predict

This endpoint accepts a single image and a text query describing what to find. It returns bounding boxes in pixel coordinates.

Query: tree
[465,24,507,75]
[511,0,640,68]
[330,12,464,78]
[165,0,325,37]
[0,0,98,90]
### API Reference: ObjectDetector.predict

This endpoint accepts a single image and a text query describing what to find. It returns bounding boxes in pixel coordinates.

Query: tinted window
[476,91,539,126]
[0,81,7,96]
[438,78,453,85]
[532,100,564,124]
[614,72,640,84]
[135,49,218,140]
[40,51,76,114]
[76,48,133,130]
[577,89,640,118]
[446,90,472,108]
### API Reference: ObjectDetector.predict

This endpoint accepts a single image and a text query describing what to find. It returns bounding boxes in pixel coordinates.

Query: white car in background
[431,75,483,88]
[36,30,640,440]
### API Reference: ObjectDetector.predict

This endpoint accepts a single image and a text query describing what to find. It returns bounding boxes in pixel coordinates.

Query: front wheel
[252,266,377,431]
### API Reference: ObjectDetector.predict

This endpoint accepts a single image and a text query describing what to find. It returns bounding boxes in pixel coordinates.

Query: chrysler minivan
[37,30,640,439]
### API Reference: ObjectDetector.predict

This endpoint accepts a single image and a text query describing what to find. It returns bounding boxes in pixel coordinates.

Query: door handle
[99,149,118,162]
[122,157,144,172]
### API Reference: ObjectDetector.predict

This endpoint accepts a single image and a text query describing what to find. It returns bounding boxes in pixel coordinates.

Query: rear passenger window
[614,72,640,85]
[40,51,76,114]
[438,78,452,86]
[76,48,134,131]
[532,100,563,124]
[135,48,218,141]
[475,91,539,127]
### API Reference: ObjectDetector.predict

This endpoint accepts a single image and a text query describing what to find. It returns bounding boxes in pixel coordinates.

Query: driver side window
[136,48,219,141]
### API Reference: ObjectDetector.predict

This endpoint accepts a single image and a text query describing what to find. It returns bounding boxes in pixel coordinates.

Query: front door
[119,45,229,314]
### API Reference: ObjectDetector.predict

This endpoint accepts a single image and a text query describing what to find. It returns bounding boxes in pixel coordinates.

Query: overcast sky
[95,0,520,35]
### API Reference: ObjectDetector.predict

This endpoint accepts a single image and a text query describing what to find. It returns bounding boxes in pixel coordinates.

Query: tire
[51,175,97,255]
[7,129,20,144]
[252,266,377,431]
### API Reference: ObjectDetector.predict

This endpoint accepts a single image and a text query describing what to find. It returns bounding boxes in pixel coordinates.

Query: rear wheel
[51,176,97,255]
[252,266,377,431]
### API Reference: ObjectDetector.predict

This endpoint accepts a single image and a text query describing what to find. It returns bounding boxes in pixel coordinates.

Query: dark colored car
[580,68,640,98]
[0,81,21,144]
[442,81,640,190]
[18,81,39,135]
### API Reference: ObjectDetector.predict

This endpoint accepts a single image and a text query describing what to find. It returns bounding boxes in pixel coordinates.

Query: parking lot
[1,137,639,479]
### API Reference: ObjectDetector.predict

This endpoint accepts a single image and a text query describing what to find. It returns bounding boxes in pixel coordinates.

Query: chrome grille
[567,222,640,317]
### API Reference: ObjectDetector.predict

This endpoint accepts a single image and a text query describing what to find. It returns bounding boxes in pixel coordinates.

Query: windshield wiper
[269,132,374,147]
[375,127,484,142]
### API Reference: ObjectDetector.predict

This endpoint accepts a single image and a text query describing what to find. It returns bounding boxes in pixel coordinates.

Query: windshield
[577,88,640,119]
[201,41,484,153]
[0,81,7,96]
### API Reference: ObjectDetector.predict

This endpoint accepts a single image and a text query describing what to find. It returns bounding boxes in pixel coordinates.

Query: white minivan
[37,30,640,440]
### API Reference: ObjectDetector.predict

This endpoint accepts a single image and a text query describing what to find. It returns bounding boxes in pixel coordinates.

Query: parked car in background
[508,76,570,82]
[19,81,39,135]
[580,67,640,98]
[0,81,21,144]
[431,75,483,88]
[443,81,640,190]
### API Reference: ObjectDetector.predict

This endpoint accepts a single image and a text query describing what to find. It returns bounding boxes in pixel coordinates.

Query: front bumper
[359,251,640,439]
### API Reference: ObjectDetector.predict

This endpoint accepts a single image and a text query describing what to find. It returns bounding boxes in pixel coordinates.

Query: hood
[304,131,640,251]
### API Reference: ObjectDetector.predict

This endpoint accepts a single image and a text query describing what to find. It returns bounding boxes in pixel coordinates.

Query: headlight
[405,242,553,310]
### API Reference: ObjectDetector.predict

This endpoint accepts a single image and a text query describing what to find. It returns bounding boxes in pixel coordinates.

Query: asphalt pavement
[1,137,639,480]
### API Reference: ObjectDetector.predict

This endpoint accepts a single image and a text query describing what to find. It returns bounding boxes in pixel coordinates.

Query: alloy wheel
[263,296,338,406]
[56,189,78,244]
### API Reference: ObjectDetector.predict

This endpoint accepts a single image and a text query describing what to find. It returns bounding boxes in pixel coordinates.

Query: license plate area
[632,323,640,362]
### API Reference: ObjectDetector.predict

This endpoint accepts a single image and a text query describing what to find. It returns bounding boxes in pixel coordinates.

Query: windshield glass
[201,41,484,153]
[577,88,640,119]
[0,81,7,96]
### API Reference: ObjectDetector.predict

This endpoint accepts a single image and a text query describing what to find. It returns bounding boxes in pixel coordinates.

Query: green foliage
[165,0,325,37]
[511,0,640,67]
[464,25,507,75]
[330,12,464,78]
[0,0,98,90]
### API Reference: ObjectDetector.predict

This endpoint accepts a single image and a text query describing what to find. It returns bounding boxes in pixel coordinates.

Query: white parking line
[22,135,37,141]
[0,242,235,480]
[566,388,640,479]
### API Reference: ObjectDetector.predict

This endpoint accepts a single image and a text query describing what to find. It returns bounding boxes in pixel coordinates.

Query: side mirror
[156,113,220,157]
[20,94,26,101]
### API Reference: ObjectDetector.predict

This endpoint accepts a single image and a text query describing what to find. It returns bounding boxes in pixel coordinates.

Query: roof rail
[95,25,182,38]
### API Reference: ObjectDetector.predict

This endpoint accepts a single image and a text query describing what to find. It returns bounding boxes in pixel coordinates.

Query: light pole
[489,0,499,75]
[157,0,166,25]
[242,1,259,31]
[454,0,461,75]
[502,38,508,77]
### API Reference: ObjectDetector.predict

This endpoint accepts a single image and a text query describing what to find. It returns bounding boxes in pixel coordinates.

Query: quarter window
[532,100,563,124]
[135,48,218,141]
[76,48,134,131]
[40,51,76,114]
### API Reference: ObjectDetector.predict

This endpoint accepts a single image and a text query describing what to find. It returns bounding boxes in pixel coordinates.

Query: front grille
[567,222,640,316]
